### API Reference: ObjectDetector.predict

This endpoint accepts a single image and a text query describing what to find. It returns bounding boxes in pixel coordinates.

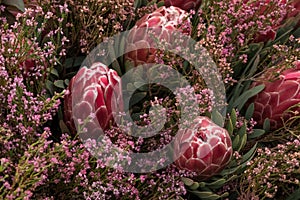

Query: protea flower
[124,6,191,67]
[164,0,202,11]
[249,61,300,130]
[64,62,123,135]
[174,116,232,179]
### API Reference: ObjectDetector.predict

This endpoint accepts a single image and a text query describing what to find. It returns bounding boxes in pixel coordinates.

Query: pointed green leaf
[45,80,54,95]
[49,68,59,77]
[230,109,237,127]
[237,132,247,152]
[232,135,240,151]
[157,1,165,7]
[248,55,260,77]
[205,179,226,189]
[181,177,194,186]
[59,120,70,134]
[226,118,234,135]
[240,143,257,163]
[54,80,65,89]
[189,182,200,190]
[232,84,265,110]
[64,56,85,69]
[248,129,265,139]
[130,92,147,106]
[64,79,69,86]
[219,164,242,176]
[263,118,270,132]
[211,110,224,127]
[238,123,247,136]
[245,103,254,120]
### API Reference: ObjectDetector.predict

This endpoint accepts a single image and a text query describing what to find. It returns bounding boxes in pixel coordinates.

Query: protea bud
[64,62,123,135]
[174,116,232,179]
[164,0,202,11]
[124,6,191,67]
[250,61,300,130]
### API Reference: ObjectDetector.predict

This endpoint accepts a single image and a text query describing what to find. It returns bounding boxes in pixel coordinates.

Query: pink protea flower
[250,61,300,130]
[124,6,191,67]
[174,116,232,179]
[164,0,202,11]
[64,62,123,135]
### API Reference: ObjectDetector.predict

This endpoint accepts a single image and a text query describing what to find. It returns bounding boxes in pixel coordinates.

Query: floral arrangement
[0,0,299,199]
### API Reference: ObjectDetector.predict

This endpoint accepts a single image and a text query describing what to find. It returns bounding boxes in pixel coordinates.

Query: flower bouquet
[0,0,300,199]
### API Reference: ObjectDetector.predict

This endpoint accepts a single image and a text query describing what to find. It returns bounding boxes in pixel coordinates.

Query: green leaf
[54,80,65,89]
[238,123,247,136]
[245,103,254,120]
[232,135,240,151]
[111,60,121,76]
[205,179,226,189]
[263,118,270,132]
[156,0,165,7]
[2,0,25,12]
[133,82,147,90]
[129,92,147,106]
[226,118,234,135]
[45,80,54,95]
[231,84,265,111]
[64,56,85,69]
[49,68,59,77]
[219,164,242,176]
[247,55,260,78]
[59,120,70,134]
[220,144,257,176]
[211,110,224,127]
[248,129,265,139]
[237,132,247,152]
[189,182,200,190]
[181,177,194,186]
[134,0,149,8]
[240,143,257,164]
[230,109,237,127]
[293,26,300,38]
[64,79,69,86]
[124,60,135,73]
[272,26,294,44]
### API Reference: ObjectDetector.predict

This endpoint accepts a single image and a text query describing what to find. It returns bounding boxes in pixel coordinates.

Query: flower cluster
[195,0,288,84]
[238,138,300,199]
[0,0,300,199]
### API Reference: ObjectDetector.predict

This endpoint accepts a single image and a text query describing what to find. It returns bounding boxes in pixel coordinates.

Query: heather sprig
[238,138,300,199]
[193,0,288,84]
[50,0,156,54]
